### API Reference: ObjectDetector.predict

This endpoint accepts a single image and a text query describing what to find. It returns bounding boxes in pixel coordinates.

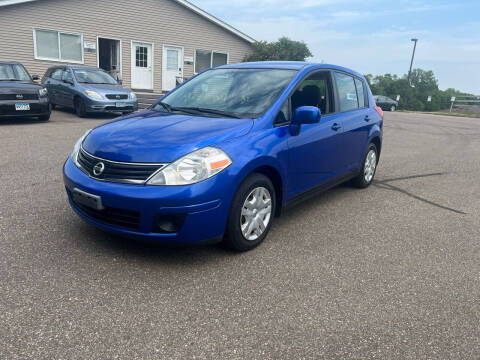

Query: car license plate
[116,102,127,108]
[15,103,30,111]
[72,188,104,210]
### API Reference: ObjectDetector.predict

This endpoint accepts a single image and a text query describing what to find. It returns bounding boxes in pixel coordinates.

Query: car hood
[79,83,131,94]
[82,110,254,163]
[0,81,43,93]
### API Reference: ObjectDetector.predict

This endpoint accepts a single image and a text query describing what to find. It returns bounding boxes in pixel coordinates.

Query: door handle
[364,115,371,122]
[331,123,341,131]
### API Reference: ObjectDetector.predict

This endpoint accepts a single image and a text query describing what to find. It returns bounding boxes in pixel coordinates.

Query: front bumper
[63,157,232,244]
[85,98,138,113]
[0,99,50,117]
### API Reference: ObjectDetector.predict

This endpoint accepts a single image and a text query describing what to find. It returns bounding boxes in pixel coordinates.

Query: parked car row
[0,61,138,121]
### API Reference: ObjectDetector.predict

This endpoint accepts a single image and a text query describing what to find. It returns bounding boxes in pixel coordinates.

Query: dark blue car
[63,62,383,251]
[42,65,138,117]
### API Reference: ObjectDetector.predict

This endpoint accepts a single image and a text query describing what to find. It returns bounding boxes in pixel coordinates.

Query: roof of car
[0,61,21,65]
[46,65,103,70]
[218,61,364,78]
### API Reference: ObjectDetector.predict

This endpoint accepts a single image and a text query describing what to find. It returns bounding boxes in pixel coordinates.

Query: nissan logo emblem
[93,162,105,176]
[16,94,23,99]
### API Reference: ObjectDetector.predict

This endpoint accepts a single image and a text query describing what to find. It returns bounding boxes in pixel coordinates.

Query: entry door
[131,42,153,90]
[162,46,183,91]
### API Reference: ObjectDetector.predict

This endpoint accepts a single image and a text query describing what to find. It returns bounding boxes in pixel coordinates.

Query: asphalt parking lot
[1,109,479,359]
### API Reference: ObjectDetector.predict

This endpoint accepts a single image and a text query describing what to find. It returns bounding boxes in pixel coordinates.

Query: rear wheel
[224,173,275,251]
[74,97,87,118]
[352,143,378,188]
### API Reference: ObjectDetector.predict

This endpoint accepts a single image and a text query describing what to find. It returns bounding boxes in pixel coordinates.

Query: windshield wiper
[156,101,172,112]
[173,107,241,118]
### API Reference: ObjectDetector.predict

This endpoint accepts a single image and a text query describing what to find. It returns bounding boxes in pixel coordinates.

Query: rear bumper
[63,157,233,244]
[0,100,50,117]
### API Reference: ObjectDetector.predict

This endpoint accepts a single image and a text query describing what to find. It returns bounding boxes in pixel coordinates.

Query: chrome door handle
[331,123,341,131]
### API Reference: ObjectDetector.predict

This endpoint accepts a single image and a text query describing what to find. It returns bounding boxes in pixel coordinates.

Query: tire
[223,173,276,252]
[38,113,50,121]
[50,103,56,110]
[74,97,87,118]
[351,143,378,188]
[390,105,396,112]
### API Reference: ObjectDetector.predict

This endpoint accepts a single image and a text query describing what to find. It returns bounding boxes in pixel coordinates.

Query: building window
[34,29,83,63]
[194,50,228,73]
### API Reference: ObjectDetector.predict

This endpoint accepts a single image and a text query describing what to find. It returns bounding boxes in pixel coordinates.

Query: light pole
[407,38,418,85]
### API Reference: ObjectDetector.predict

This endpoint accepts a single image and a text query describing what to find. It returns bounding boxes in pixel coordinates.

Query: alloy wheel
[364,149,377,183]
[240,187,272,241]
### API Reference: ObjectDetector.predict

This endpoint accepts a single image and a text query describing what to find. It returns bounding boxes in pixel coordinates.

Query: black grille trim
[105,94,129,100]
[68,190,141,230]
[0,93,38,100]
[77,147,166,184]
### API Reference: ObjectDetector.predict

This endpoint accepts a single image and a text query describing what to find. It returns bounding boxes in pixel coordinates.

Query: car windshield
[0,63,31,81]
[73,69,118,84]
[156,68,298,118]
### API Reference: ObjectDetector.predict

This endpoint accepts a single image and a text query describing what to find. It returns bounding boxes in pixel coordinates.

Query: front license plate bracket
[72,188,104,210]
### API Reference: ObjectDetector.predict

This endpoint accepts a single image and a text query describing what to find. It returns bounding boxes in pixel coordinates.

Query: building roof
[0,0,255,43]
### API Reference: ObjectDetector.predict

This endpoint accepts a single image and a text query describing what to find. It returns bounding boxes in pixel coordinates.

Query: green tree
[244,37,313,62]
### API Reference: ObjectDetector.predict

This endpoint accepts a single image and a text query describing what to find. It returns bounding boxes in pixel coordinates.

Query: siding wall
[0,0,253,92]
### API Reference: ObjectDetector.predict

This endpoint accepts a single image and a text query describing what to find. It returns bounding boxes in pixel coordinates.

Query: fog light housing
[152,214,186,233]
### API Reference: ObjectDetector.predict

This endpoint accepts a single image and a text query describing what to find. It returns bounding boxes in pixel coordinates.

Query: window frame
[33,28,84,64]
[194,49,229,74]
[333,70,371,113]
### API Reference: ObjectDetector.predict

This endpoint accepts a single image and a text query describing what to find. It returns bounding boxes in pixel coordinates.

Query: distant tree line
[365,69,470,111]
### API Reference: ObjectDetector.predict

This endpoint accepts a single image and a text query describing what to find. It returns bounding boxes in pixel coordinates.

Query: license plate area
[15,103,30,111]
[116,102,127,107]
[72,188,104,210]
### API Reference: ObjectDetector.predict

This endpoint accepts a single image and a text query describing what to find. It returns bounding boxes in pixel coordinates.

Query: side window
[63,68,73,82]
[291,71,333,115]
[51,68,63,80]
[354,78,366,108]
[274,99,290,125]
[334,72,358,112]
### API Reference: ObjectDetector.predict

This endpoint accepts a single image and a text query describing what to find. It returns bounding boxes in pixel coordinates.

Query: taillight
[374,106,383,119]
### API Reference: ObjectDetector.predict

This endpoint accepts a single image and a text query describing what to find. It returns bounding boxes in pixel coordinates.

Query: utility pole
[407,38,418,86]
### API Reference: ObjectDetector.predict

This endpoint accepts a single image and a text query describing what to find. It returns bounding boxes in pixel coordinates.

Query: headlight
[85,90,103,100]
[71,129,92,166]
[38,88,48,97]
[147,147,232,185]
[129,92,137,100]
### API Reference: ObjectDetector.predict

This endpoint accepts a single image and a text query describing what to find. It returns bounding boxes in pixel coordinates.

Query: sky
[194,0,480,94]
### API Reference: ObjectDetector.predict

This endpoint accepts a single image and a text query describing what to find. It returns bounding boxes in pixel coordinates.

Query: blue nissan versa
[63,62,383,251]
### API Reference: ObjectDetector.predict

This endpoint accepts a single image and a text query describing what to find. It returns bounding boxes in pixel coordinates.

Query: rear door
[60,68,75,107]
[43,68,61,104]
[333,72,371,169]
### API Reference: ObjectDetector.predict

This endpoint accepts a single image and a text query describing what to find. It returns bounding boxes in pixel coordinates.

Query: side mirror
[64,79,74,85]
[32,74,40,81]
[290,106,321,135]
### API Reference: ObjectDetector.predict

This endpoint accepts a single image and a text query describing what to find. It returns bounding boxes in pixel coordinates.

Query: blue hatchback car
[42,65,138,117]
[63,62,383,251]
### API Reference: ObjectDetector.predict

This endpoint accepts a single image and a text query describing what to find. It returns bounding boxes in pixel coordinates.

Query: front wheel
[74,98,87,118]
[352,143,378,188]
[223,173,276,252]
[390,105,396,112]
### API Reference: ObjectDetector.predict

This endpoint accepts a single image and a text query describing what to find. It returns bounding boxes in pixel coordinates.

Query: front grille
[77,147,166,184]
[68,190,140,230]
[105,94,128,100]
[0,93,38,100]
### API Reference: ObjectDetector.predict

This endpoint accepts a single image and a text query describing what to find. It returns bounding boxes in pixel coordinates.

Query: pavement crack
[373,182,467,215]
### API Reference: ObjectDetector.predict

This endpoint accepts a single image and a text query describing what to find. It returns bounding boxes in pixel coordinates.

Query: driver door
[286,71,345,198]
